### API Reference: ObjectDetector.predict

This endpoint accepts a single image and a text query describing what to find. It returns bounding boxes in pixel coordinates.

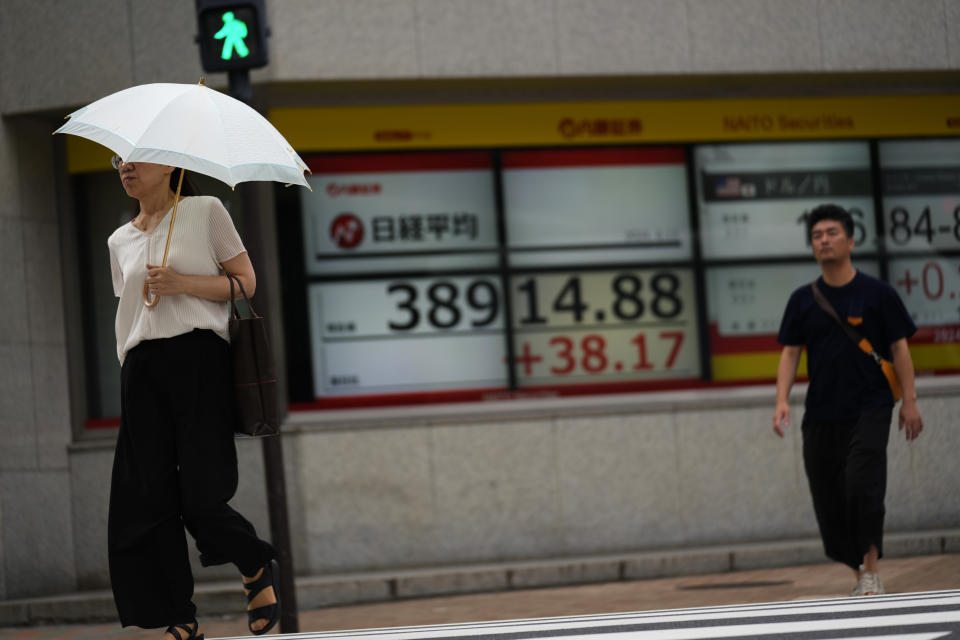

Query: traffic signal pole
[229,70,300,634]
[196,3,298,630]
[228,69,253,103]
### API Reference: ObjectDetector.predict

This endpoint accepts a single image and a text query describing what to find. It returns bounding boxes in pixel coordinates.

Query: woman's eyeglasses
[110,155,130,170]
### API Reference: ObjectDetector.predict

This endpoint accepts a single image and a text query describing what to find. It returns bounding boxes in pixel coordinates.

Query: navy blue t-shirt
[777,270,916,421]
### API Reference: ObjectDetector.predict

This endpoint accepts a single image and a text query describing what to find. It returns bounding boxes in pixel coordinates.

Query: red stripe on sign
[502,147,685,169]
[709,322,960,351]
[909,324,960,344]
[708,323,782,354]
[294,379,728,411]
[516,377,708,397]
[306,152,493,174]
[85,417,121,429]
[291,387,508,410]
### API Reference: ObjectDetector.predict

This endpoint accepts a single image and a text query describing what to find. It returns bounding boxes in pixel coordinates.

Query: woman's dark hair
[806,204,854,240]
[169,168,200,196]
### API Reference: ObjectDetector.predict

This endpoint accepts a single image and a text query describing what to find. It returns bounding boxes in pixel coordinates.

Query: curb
[3,529,958,626]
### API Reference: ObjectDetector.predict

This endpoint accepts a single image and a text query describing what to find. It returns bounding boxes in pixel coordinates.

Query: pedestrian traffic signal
[196,0,268,72]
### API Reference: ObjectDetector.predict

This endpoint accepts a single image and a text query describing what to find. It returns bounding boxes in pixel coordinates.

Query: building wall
[64,381,960,591]
[1,0,958,117]
[0,117,76,599]
[0,0,958,599]
[233,384,960,572]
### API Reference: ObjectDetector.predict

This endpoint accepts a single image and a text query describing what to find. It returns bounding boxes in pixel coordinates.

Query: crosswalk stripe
[819,634,951,640]
[217,590,960,640]
[245,594,960,640]
[554,610,960,640]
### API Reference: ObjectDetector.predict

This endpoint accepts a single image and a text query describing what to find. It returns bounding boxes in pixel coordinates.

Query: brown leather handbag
[228,275,280,437]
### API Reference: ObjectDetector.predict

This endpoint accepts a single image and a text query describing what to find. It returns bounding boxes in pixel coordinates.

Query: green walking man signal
[196,0,269,72]
[215,11,249,60]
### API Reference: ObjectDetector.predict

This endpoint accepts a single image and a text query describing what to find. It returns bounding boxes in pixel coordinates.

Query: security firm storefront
[271,95,960,407]
[57,93,960,598]
[68,95,960,421]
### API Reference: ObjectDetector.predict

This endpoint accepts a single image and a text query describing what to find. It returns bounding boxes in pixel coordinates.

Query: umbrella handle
[142,284,160,307]
[142,168,185,308]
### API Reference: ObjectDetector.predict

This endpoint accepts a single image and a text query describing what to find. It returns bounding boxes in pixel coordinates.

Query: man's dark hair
[807,204,854,240]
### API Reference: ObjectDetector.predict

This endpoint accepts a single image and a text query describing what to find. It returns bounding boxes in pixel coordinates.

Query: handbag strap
[227,274,261,320]
[810,281,883,366]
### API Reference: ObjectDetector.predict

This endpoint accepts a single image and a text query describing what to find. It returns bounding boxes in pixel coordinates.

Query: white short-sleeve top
[108,195,246,364]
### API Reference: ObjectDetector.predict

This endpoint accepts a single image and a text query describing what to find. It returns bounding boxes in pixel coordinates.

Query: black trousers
[108,329,275,629]
[801,405,892,571]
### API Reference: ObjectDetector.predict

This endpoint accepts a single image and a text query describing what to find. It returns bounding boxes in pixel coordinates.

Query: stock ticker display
[295,139,960,407]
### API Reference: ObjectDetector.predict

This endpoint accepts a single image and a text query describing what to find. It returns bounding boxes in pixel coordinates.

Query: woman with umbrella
[55,81,310,640]
[106,157,280,639]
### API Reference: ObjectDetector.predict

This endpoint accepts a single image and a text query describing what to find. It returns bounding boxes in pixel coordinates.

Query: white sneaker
[855,571,885,596]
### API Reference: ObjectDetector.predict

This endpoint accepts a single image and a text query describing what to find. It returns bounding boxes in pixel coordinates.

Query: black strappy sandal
[243,558,280,636]
[165,621,204,640]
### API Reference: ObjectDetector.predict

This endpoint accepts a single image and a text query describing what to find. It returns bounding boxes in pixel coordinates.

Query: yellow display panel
[711,344,959,383]
[711,351,807,383]
[66,135,116,173]
[270,94,960,152]
[910,343,960,372]
[68,94,959,173]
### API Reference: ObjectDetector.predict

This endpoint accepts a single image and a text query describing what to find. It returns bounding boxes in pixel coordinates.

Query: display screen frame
[275,137,960,413]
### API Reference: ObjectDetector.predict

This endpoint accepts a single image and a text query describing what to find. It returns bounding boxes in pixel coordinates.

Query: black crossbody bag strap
[810,282,869,351]
[810,281,903,402]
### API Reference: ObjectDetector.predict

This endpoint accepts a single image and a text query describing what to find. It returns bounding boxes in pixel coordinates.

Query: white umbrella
[54,80,310,305]
[54,80,309,189]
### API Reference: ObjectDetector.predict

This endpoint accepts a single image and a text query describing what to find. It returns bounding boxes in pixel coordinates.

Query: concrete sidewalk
[1,552,958,640]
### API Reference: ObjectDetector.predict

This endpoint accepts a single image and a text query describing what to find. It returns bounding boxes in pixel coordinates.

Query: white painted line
[246,594,960,640]
[215,590,960,640]
[550,610,960,640]
[291,590,960,639]
[819,634,951,640]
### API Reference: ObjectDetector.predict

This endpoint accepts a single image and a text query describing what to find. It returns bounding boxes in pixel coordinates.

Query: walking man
[774,204,924,597]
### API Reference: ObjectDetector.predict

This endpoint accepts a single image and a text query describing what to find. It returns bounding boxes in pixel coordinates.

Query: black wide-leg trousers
[108,329,275,629]
[801,405,892,571]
